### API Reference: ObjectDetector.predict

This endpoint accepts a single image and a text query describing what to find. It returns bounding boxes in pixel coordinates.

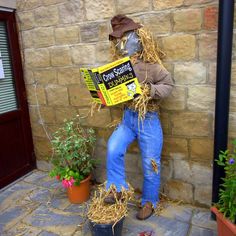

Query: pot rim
[89,216,125,226]
[211,206,236,232]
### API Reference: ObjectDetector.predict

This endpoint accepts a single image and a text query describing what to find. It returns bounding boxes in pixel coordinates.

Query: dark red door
[0,11,36,188]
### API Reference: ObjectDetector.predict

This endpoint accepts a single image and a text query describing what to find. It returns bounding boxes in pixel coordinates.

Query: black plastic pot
[89,217,125,236]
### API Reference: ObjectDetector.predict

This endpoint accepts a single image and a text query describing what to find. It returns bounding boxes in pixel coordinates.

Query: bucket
[89,217,125,236]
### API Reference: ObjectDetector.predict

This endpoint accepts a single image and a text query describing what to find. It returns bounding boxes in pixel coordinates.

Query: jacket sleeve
[149,65,174,100]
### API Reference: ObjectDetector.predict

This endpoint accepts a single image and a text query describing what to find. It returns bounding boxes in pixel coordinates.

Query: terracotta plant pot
[67,175,91,204]
[211,207,236,236]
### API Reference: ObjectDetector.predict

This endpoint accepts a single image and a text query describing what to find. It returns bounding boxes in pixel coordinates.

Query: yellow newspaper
[80,57,142,106]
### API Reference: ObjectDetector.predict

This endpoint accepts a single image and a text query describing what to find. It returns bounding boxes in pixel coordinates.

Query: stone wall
[15,0,235,207]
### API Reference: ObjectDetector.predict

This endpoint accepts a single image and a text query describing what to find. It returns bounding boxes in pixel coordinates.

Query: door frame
[0,10,36,188]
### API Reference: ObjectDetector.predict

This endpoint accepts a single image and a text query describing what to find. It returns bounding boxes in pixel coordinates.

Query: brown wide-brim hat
[109,14,142,40]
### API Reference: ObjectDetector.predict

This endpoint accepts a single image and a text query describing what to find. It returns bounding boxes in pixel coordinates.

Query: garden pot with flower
[49,116,97,204]
[211,139,236,236]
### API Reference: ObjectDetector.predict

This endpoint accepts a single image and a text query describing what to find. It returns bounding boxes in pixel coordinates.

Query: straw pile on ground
[87,184,134,225]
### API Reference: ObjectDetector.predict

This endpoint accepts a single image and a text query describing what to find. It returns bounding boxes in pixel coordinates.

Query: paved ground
[0,170,217,236]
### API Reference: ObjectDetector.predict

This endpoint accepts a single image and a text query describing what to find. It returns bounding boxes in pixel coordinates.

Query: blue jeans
[106,107,163,207]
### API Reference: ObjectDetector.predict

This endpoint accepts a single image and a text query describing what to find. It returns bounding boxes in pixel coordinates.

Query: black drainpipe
[212,0,235,211]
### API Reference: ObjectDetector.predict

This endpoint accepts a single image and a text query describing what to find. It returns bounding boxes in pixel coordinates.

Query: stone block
[26,84,47,105]
[171,112,210,136]
[231,61,236,85]
[31,122,47,138]
[17,0,41,11]
[24,49,50,68]
[93,166,107,184]
[233,33,236,60]
[17,12,35,30]
[33,137,52,160]
[199,33,217,61]
[173,160,212,189]
[143,13,171,34]
[174,63,207,84]
[229,112,236,138]
[84,0,115,21]
[39,106,56,124]
[190,138,213,162]
[125,152,141,173]
[95,42,111,63]
[173,9,201,32]
[57,67,81,85]
[191,163,212,185]
[68,85,91,106]
[80,22,108,42]
[33,27,55,48]
[34,69,57,85]
[127,140,140,153]
[126,174,143,190]
[34,6,59,27]
[184,0,215,5]
[58,1,85,24]
[29,105,39,123]
[54,107,77,123]
[160,112,170,134]
[116,0,149,14]
[71,45,96,65]
[21,30,34,48]
[164,179,193,203]
[203,6,218,30]
[230,87,236,112]
[173,159,191,183]
[194,184,212,206]
[37,160,53,172]
[208,63,216,84]
[96,128,113,142]
[78,108,112,128]
[162,137,188,159]
[55,26,80,45]
[41,0,66,5]
[161,87,186,110]
[162,34,196,61]
[161,159,173,183]
[153,0,184,10]
[50,47,72,66]
[187,86,215,111]
[23,69,35,85]
[45,85,69,106]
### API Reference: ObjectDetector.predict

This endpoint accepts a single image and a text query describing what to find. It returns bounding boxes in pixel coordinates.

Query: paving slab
[0,170,218,236]
[22,205,83,236]
[191,208,217,230]
[158,203,194,223]
[189,225,217,236]
[0,181,37,211]
[0,205,32,233]
[2,222,42,236]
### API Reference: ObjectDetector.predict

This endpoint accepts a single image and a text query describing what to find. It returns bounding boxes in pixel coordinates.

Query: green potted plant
[211,139,236,236]
[49,116,96,204]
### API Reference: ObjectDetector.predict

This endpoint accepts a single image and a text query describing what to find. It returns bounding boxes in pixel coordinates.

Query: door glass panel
[0,21,18,114]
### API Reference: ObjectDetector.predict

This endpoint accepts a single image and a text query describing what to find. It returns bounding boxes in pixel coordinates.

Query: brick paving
[0,170,217,236]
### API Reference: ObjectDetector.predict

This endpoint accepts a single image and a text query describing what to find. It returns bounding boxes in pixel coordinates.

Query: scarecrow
[104,15,174,220]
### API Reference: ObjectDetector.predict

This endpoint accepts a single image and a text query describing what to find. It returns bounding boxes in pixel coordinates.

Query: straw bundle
[87,184,134,225]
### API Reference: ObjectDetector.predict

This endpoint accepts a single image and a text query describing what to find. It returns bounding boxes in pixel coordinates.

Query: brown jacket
[133,60,174,102]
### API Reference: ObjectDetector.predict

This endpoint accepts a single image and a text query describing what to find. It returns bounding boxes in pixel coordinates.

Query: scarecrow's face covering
[114,31,142,56]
